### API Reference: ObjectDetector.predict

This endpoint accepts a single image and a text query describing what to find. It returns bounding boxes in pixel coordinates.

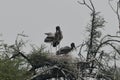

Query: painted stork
[56,43,76,55]
[44,26,63,48]
[53,26,63,47]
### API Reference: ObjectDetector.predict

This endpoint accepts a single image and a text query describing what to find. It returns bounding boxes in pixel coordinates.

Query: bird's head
[71,43,76,49]
[56,26,60,31]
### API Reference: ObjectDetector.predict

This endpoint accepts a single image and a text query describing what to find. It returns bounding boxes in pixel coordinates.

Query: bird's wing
[45,32,55,37]
[61,46,70,50]
[58,46,69,51]
[45,32,53,35]
[56,46,70,55]
[44,37,54,42]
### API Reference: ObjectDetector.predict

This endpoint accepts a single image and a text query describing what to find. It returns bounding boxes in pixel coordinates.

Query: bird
[56,43,76,55]
[44,26,63,48]
[53,26,63,48]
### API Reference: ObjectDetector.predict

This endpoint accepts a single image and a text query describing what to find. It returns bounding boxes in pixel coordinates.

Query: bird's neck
[71,47,74,50]
[56,29,61,32]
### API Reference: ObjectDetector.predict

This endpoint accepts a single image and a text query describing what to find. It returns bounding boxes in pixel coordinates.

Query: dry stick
[60,70,67,79]
[77,0,93,11]
[77,43,86,60]
[107,43,120,55]
[30,65,59,80]
[30,65,76,80]
[100,34,120,43]
[113,52,117,80]
[94,51,105,79]
[117,2,120,32]
[89,0,95,11]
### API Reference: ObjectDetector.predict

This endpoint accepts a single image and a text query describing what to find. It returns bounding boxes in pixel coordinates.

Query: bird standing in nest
[56,43,76,55]
[53,26,63,48]
[44,26,63,50]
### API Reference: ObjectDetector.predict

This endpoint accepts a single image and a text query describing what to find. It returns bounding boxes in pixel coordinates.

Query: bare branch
[77,0,93,11]
[100,34,120,43]
[107,43,120,55]
[30,65,76,80]
[108,0,116,13]
[94,39,120,57]
[78,43,86,60]
[108,0,120,32]
[30,65,59,79]
[89,0,95,11]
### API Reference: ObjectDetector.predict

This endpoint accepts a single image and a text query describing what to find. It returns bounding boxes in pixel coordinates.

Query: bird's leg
[55,46,57,51]
[50,44,52,54]
[56,44,60,53]
[58,43,60,49]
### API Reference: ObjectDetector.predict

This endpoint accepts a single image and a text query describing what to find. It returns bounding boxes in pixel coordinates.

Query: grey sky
[0,0,119,53]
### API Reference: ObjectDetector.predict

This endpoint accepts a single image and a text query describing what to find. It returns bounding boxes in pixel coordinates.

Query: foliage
[0,0,120,80]
[0,56,27,80]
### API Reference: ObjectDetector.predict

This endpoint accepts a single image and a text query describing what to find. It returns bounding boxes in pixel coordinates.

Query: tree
[0,45,27,80]
[1,0,120,80]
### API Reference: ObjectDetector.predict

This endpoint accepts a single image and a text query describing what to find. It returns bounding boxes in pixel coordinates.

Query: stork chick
[56,43,75,55]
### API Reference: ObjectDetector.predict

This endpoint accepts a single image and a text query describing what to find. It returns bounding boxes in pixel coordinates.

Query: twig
[89,0,95,11]
[108,0,120,32]
[100,34,120,43]
[94,39,120,57]
[77,0,93,11]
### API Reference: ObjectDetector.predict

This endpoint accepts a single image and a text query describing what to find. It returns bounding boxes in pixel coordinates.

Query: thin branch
[108,0,120,32]
[89,0,95,11]
[60,69,67,78]
[30,65,76,80]
[117,1,120,32]
[30,65,59,79]
[77,0,93,11]
[94,39,120,57]
[78,43,86,60]
[100,35,120,43]
[107,43,120,55]
[108,0,116,13]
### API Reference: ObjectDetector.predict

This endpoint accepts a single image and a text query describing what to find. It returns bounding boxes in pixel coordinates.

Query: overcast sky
[0,0,119,53]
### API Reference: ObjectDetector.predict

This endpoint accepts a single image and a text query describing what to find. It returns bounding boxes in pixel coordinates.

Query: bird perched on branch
[56,43,76,55]
[44,26,63,48]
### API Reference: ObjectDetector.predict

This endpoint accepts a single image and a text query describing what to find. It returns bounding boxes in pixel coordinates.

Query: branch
[89,0,95,11]
[89,41,119,74]
[94,39,120,57]
[108,0,116,13]
[30,65,76,80]
[77,43,86,60]
[30,65,60,79]
[107,43,120,55]
[108,0,120,32]
[77,0,93,11]
[100,35,120,43]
